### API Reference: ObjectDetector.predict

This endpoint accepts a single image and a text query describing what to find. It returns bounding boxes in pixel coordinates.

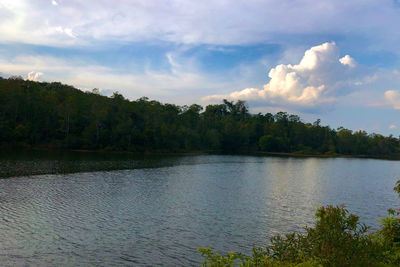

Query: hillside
[0,76,398,156]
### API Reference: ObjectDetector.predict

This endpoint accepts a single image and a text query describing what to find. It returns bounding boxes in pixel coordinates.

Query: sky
[0,0,400,135]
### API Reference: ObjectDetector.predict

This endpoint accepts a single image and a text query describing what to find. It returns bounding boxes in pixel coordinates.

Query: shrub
[199,180,400,266]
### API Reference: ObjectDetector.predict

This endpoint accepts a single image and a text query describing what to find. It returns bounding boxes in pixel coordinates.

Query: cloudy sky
[1,0,400,135]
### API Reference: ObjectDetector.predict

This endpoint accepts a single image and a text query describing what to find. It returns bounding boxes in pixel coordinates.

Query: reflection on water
[0,154,400,265]
[0,149,195,178]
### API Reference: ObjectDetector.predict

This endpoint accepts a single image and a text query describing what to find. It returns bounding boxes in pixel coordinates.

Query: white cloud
[203,42,360,110]
[385,90,400,109]
[0,0,400,48]
[389,124,397,129]
[339,55,356,68]
[53,26,76,38]
[27,71,43,81]
[63,28,76,38]
[0,53,240,104]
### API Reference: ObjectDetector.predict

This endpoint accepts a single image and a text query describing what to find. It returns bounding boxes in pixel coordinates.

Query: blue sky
[0,0,400,135]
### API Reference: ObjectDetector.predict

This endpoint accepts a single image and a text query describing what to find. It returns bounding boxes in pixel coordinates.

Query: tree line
[0,76,399,157]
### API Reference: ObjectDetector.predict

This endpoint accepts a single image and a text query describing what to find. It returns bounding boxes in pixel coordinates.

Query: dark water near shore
[0,152,399,266]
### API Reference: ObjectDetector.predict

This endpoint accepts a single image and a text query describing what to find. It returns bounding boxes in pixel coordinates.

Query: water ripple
[0,155,400,265]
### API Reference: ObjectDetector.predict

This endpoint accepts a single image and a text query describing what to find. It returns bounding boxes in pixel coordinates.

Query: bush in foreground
[198,180,400,266]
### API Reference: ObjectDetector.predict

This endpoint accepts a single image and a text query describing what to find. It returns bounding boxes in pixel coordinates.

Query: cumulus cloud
[389,124,397,129]
[203,42,360,110]
[27,71,43,81]
[385,90,400,109]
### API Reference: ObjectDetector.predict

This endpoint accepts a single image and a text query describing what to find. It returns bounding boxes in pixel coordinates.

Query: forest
[0,76,399,157]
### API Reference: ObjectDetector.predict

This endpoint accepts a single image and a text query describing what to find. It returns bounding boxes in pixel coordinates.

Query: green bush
[199,180,400,266]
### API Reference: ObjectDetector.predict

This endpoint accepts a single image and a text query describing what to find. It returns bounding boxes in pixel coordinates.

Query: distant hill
[0,76,399,157]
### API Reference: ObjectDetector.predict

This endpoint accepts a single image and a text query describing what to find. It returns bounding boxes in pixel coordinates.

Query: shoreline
[252,151,400,160]
[1,146,399,161]
[1,148,399,179]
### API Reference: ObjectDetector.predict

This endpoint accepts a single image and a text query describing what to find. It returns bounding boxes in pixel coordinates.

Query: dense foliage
[198,181,400,266]
[0,76,399,157]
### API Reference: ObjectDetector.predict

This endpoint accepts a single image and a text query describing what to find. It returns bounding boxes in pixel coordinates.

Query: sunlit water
[0,153,400,266]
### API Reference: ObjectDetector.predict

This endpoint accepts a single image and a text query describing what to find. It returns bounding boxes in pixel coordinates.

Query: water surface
[0,154,399,266]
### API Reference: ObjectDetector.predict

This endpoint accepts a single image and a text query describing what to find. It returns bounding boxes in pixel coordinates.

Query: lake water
[0,152,399,266]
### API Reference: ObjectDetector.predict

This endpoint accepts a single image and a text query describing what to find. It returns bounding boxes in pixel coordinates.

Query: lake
[0,152,399,266]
